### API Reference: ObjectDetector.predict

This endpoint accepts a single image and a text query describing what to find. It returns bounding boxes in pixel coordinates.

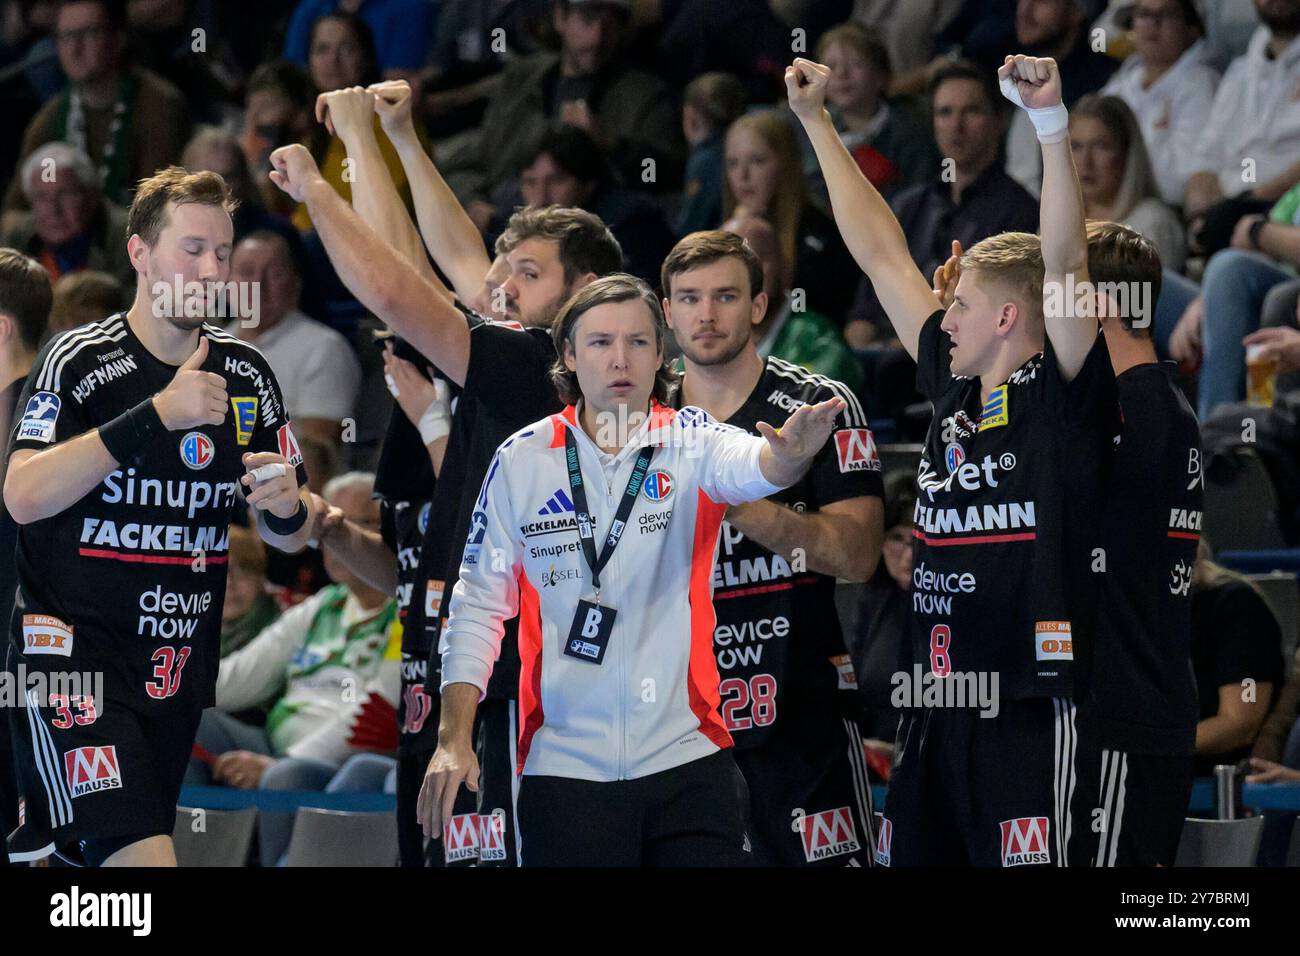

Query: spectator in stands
[1099,0,1219,206]
[676,71,748,237]
[0,0,64,109]
[850,472,915,763]
[292,11,413,235]
[182,128,299,248]
[723,110,860,326]
[224,230,361,445]
[191,472,400,865]
[845,60,1037,347]
[1005,0,1121,194]
[221,525,287,659]
[1070,95,1186,270]
[442,0,683,226]
[850,0,965,79]
[240,61,315,215]
[3,0,190,216]
[720,214,864,392]
[46,267,122,336]
[495,126,673,286]
[1170,184,1300,417]
[2,141,133,288]
[1249,642,1300,864]
[1190,541,1284,775]
[125,0,245,124]
[809,21,936,202]
[282,0,438,84]
[1183,0,1300,255]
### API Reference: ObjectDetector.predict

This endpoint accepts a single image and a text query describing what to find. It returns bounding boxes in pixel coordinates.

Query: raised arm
[269,144,472,386]
[317,85,448,298]
[786,58,940,361]
[1000,54,1094,381]
[370,81,492,305]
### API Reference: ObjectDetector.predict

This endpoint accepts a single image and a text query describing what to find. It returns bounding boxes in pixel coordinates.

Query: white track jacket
[440,400,786,782]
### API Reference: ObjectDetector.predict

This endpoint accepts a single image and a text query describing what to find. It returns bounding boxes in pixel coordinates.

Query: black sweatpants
[516,750,753,867]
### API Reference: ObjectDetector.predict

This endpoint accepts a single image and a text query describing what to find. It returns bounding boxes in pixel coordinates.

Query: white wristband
[999,74,1069,144]
[249,463,289,482]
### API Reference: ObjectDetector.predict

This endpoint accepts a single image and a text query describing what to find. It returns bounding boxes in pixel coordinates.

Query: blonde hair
[723,111,804,278]
[961,232,1045,324]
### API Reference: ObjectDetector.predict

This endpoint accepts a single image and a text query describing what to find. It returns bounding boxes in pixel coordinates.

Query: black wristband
[99,398,165,464]
[263,499,308,536]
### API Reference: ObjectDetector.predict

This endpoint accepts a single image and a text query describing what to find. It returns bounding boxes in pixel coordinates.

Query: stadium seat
[283,808,399,867]
[1203,449,1287,552]
[172,806,258,867]
[1173,817,1266,867]
[1247,572,1300,665]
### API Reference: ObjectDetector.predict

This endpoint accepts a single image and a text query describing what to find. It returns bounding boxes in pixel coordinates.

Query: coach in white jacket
[418,274,844,866]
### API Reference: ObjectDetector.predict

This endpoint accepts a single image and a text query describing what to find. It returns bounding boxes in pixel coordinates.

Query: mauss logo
[797,806,860,862]
[277,422,303,467]
[65,745,122,798]
[444,812,480,863]
[1000,816,1051,867]
[833,428,880,473]
[874,817,892,866]
[478,809,508,862]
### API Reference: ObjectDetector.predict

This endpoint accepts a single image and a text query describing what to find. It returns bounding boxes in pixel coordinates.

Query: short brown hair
[0,249,52,351]
[1086,220,1163,336]
[683,72,748,133]
[961,232,1045,323]
[495,206,623,286]
[815,21,891,75]
[662,230,765,300]
[50,269,124,336]
[126,166,237,247]
[550,273,679,406]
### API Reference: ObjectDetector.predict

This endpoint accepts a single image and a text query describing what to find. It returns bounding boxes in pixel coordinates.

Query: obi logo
[17,391,60,443]
[22,614,73,657]
[444,812,480,863]
[230,397,258,446]
[277,422,303,466]
[1000,816,1050,866]
[1035,621,1073,661]
[874,817,892,866]
[833,428,881,473]
[977,385,1008,431]
[179,431,214,470]
[65,745,123,798]
[641,470,674,502]
[795,806,861,862]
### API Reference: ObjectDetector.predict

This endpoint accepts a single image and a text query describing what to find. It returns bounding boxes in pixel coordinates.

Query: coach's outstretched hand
[268,144,325,202]
[757,396,845,488]
[152,336,227,430]
[784,57,831,123]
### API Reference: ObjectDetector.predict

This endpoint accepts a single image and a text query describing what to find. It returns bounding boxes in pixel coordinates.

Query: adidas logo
[537,490,575,516]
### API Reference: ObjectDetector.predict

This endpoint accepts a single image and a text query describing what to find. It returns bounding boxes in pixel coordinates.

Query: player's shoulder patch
[832,426,882,473]
[474,316,528,333]
[15,390,61,443]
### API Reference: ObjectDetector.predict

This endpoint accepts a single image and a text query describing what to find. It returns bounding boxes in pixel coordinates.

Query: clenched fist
[368,79,417,142]
[268,144,325,202]
[784,58,831,124]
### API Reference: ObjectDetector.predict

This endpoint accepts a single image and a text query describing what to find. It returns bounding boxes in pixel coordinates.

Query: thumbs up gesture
[152,336,228,430]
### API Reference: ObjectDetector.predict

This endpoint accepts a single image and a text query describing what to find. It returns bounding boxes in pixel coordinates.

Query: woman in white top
[1100,0,1219,206]
[1070,93,1187,272]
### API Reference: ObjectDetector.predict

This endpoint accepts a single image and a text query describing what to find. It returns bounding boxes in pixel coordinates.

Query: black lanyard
[563,428,655,598]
